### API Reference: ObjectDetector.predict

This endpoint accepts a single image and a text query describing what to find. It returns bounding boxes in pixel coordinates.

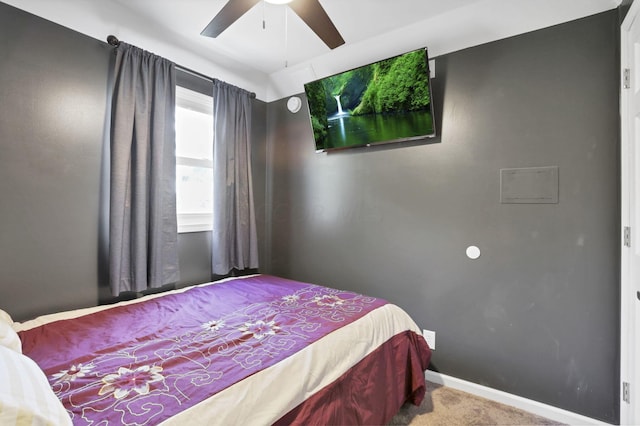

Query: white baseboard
[424,371,612,426]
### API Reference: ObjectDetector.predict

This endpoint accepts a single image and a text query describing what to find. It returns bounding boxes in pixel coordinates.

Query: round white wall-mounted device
[287,96,302,113]
[466,245,481,260]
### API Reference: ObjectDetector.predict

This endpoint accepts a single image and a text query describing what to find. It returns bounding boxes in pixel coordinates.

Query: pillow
[0,309,12,325]
[0,310,20,354]
[0,323,21,354]
[0,345,72,425]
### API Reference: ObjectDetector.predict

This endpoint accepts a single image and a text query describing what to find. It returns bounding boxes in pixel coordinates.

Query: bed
[2,274,431,425]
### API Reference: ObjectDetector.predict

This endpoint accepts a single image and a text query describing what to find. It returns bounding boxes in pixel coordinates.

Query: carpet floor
[388,381,564,426]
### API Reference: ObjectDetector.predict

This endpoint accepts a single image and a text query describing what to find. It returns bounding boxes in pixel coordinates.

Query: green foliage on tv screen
[320,67,372,112]
[304,80,328,149]
[352,50,430,115]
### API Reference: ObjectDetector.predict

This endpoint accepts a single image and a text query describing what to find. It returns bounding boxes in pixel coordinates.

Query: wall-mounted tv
[304,47,436,153]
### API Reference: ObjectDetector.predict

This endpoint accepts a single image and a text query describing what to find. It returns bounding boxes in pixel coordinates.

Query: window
[175,86,214,233]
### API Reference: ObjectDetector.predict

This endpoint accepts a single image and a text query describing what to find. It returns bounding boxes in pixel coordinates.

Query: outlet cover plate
[423,329,436,350]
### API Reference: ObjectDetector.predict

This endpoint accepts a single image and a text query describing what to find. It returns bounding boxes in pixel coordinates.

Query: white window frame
[175,86,214,233]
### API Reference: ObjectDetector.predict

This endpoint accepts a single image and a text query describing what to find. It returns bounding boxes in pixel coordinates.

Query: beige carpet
[388,381,564,426]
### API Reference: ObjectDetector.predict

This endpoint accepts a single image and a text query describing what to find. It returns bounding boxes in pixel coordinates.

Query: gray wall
[0,3,108,320]
[265,11,619,423]
[0,2,267,319]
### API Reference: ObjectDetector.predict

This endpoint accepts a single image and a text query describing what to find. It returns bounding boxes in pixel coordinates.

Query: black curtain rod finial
[107,35,120,46]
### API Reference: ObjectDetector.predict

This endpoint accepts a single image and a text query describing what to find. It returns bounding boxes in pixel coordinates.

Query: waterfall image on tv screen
[304,48,435,152]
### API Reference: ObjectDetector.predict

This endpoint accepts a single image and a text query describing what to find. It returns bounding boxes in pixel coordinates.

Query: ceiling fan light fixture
[264,0,294,4]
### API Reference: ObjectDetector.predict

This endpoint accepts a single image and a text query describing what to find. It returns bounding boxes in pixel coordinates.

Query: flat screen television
[303,47,436,153]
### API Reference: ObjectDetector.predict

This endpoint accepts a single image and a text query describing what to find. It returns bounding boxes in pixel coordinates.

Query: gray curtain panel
[109,43,180,295]
[211,80,259,275]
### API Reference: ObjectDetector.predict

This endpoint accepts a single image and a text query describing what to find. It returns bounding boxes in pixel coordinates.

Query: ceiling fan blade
[201,0,261,38]
[289,0,345,49]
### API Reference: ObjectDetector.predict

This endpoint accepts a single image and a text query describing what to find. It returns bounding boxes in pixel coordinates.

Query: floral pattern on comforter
[19,275,386,425]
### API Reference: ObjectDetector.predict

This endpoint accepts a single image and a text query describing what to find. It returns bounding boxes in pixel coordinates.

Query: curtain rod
[106,35,256,99]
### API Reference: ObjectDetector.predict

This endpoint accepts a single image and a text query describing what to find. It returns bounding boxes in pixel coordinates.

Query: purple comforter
[19,275,387,425]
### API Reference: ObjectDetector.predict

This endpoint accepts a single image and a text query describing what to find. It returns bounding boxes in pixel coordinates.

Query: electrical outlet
[422,329,436,350]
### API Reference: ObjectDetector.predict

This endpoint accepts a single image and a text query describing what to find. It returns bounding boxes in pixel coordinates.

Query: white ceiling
[2,0,622,101]
[111,0,480,74]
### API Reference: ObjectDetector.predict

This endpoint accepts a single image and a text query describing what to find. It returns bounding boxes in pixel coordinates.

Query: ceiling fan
[201,0,345,49]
